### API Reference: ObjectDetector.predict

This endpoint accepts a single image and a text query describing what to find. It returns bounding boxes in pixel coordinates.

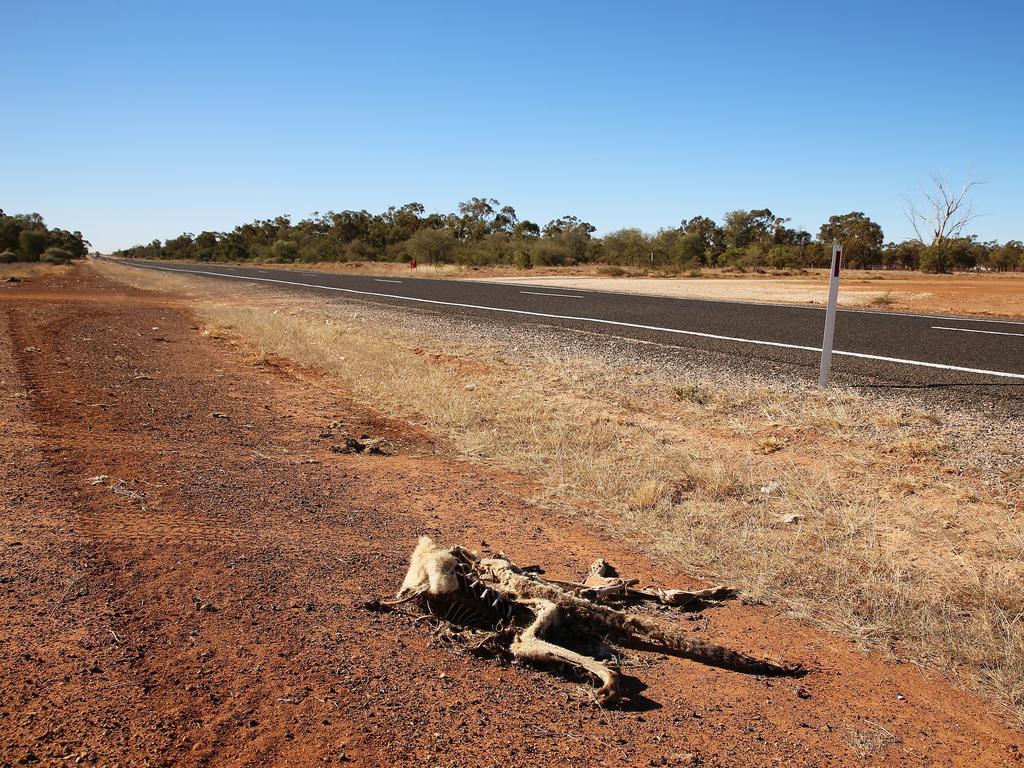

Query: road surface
[108,258,1024,401]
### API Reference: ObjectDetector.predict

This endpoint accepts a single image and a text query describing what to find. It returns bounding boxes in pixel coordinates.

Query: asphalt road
[107,258,1024,402]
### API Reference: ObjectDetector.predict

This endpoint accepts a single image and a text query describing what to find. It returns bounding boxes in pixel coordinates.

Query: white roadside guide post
[818,242,843,389]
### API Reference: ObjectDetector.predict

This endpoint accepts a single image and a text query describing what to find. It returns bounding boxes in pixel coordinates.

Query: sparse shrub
[597,266,627,277]
[0,250,19,263]
[871,292,896,307]
[41,247,73,264]
[527,239,570,267]
[512,250,532,269]
[269,239,299,263]
[600,227,651,266]
[405,228,455,265]
[345,238,377,262]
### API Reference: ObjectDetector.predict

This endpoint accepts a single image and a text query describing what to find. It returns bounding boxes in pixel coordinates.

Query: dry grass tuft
[870,292,897,307]
[94,260,1024,719]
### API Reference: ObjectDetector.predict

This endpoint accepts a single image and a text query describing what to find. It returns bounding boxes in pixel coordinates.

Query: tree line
[0,210,90,264]
[114,199,1022,273]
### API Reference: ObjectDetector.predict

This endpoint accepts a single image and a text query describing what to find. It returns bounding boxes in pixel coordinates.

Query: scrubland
[95,260,1024,719]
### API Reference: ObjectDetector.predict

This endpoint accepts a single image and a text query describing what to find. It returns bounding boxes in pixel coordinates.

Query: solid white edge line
[111,260,1024,380]
[520,290,584,298]
[932,325,1024,338]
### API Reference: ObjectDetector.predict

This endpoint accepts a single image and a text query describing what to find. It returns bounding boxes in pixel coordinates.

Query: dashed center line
[520,290,584,298]
[932,326,1024,338]
[373,278,403,284]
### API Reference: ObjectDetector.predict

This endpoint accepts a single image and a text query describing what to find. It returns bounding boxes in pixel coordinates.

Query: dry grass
[0,262,72,280]
[870,292,897,307]
[93,260,1024,719]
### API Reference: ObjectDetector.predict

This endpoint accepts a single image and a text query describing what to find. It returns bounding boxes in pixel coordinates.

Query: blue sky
[4,1,1022,251]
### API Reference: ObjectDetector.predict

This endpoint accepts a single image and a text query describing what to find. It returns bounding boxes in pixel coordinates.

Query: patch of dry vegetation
[0,263,72,280]
[94,260,1024,718]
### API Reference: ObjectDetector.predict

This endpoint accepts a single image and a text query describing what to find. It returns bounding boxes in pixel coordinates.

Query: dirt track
[1,267,1021,767]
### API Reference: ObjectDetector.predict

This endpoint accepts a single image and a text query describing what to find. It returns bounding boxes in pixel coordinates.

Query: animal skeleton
[385,536,804,704]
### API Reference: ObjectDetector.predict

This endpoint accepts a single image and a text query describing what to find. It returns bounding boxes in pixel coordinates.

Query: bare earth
[2,268,1022,767]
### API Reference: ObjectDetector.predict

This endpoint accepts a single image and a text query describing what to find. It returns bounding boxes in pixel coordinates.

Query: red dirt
[1,268,1021,767]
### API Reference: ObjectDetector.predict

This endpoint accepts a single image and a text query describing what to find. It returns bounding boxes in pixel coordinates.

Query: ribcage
[425,550,514,629]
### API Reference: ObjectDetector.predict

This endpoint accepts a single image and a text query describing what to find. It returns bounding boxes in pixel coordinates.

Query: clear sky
[4,1,1022,252]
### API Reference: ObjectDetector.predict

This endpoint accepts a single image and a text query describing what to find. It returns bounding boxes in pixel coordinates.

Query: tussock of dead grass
[94,260,1024,719]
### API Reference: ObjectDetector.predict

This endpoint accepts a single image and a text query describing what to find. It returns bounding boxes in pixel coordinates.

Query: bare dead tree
[902,172,986,247]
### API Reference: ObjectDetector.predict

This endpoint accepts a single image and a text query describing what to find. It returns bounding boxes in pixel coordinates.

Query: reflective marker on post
[818,242,843,389]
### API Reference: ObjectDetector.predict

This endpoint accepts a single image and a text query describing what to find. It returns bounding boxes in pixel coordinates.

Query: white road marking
[113,261,1024,380]
[300,272,319,276]
[932,325,1024,338]
[373,278,402,284]
[844,309,1024,326]
[520,290,584,298]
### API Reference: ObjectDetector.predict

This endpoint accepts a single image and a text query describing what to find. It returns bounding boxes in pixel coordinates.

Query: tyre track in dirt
[1,268,1021,767]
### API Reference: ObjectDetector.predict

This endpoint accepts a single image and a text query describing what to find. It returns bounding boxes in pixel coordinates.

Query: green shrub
[41,247,73,264]
[512,250,532,269]
[270,239,299,262]
[18,229,49,261]
[918,245,950,273]
[404,228,455,265]
[0,250,19,264]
